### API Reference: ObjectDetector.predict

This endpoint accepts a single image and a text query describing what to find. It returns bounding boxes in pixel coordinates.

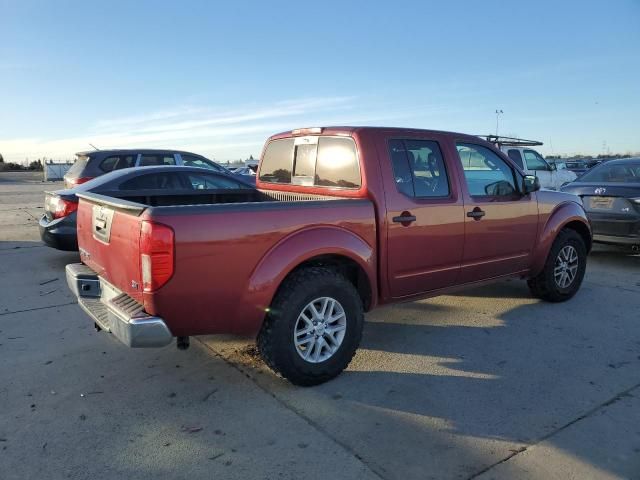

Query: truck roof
[268,126,489,144]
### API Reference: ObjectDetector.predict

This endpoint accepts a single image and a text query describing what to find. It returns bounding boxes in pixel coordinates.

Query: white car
[480,136,577,191]
[500,146,576,190]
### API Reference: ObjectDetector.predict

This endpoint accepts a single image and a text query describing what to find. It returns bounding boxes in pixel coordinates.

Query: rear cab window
[259,136,360,189]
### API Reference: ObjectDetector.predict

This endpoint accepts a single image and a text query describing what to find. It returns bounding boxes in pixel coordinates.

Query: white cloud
[0,96,356,163]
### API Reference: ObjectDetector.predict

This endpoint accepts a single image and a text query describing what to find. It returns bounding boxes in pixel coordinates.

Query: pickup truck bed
[72,189,376,341]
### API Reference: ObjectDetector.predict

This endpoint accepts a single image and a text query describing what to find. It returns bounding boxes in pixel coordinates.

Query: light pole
[495,109,504,136]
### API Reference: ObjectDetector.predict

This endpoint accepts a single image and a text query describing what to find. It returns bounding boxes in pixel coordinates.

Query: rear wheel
[528,229,587,302]
[257,267,364,386]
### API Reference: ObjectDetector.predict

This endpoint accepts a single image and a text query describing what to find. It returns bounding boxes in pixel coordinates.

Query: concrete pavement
[1,171,639,479]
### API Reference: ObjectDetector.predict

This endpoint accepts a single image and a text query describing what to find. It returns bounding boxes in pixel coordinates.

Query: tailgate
[76,193,146,303]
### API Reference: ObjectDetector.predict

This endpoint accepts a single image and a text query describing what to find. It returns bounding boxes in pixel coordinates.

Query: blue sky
[1,0,639,163]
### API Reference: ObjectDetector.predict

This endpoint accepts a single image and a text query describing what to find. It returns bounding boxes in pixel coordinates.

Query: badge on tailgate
[92,205,115,243]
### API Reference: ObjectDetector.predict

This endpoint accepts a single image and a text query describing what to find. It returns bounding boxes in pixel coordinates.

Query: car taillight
[47,195,78,219]
[140,221,174,292]
[66,176,93,188]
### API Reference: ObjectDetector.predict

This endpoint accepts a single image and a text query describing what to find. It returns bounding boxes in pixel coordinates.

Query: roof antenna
[89,143,100,151]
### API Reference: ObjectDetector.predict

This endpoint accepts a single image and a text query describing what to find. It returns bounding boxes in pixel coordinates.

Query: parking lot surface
[1,171,639,480]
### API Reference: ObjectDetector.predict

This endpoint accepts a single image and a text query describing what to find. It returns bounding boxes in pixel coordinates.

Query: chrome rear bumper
[66,263,173,348]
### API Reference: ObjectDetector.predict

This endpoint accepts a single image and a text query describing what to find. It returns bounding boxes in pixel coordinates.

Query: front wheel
[528,229,587,302]
[257,267,364,386]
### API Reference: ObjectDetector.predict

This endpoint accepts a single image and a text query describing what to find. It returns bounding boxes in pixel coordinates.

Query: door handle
[392,212,417,224]
[467,208,486,220]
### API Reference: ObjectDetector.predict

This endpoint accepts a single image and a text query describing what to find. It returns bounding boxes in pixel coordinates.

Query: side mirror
[549,162,557,171]
[523,175,540,194]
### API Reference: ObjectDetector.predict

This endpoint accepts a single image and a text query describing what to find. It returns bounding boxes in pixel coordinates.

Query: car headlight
[631,198,640,204]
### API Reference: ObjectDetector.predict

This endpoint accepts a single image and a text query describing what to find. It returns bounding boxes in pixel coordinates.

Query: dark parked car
[561,158,640,248]
[63,149,253,188]
[564,159,589,175]
[40,166,255,250]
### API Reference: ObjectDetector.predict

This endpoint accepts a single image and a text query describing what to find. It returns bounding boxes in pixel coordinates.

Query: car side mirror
[523,175,540,194]
[549,162,557,171]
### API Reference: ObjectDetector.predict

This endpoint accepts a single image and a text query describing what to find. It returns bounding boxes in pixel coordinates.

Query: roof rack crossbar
[477,135,543,147]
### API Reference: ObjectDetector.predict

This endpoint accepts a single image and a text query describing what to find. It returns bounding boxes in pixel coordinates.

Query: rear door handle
[467,208,486,220]
[392,212,417,224]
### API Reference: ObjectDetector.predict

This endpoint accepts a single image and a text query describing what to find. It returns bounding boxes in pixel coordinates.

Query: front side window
[507,149,524,169]
[259,136,360,188]
[523,150,549,171]
[388,139,450,197]
[181,154,223,172]
[100,155,135,172]
[456,143,518,197]
[139,154,177,167]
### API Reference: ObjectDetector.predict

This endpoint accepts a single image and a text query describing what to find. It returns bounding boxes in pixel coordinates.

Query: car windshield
[578,161,640,183]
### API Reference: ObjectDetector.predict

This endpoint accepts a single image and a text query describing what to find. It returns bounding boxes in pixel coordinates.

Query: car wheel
[528,229,587,302]
[257,266,364,386]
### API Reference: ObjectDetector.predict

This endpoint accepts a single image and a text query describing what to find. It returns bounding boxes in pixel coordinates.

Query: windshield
[578,161,640,183]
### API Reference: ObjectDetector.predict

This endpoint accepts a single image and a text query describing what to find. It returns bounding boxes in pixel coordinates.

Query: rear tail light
[139,221,174,292]
[65,176,93,188]
[46,195,78,219]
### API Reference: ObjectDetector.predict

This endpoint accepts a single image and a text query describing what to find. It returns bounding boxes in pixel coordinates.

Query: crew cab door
[381,136,465,297]
[454,142,538,283]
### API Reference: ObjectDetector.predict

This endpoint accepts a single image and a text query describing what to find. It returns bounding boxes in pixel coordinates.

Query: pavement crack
[466,381,640,479]
[0,302,77,317]
[195,338,387,480]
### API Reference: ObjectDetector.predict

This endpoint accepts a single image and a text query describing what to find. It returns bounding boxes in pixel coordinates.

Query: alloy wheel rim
[554,245,579,289]
[293,297,347,363]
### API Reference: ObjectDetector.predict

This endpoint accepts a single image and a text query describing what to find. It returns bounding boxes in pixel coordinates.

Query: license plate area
[589,197,614,210]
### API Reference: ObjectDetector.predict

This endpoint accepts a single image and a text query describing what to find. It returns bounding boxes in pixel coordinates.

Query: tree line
[0,154,43,171]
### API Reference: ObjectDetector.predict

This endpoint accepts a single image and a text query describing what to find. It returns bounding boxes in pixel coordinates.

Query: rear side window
[140,154,177,166]
[388,139,450,197]
[100,155,135,172]
[185,173,250,190]
[120,173,184,190]
[507,149,524,169]
[259,136,360,189]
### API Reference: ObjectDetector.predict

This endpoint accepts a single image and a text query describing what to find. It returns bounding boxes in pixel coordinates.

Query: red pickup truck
[66,127,591,385]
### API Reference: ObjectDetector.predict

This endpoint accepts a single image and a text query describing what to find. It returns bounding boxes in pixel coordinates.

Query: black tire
[257,266,364,386]
[528,229,587,302]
